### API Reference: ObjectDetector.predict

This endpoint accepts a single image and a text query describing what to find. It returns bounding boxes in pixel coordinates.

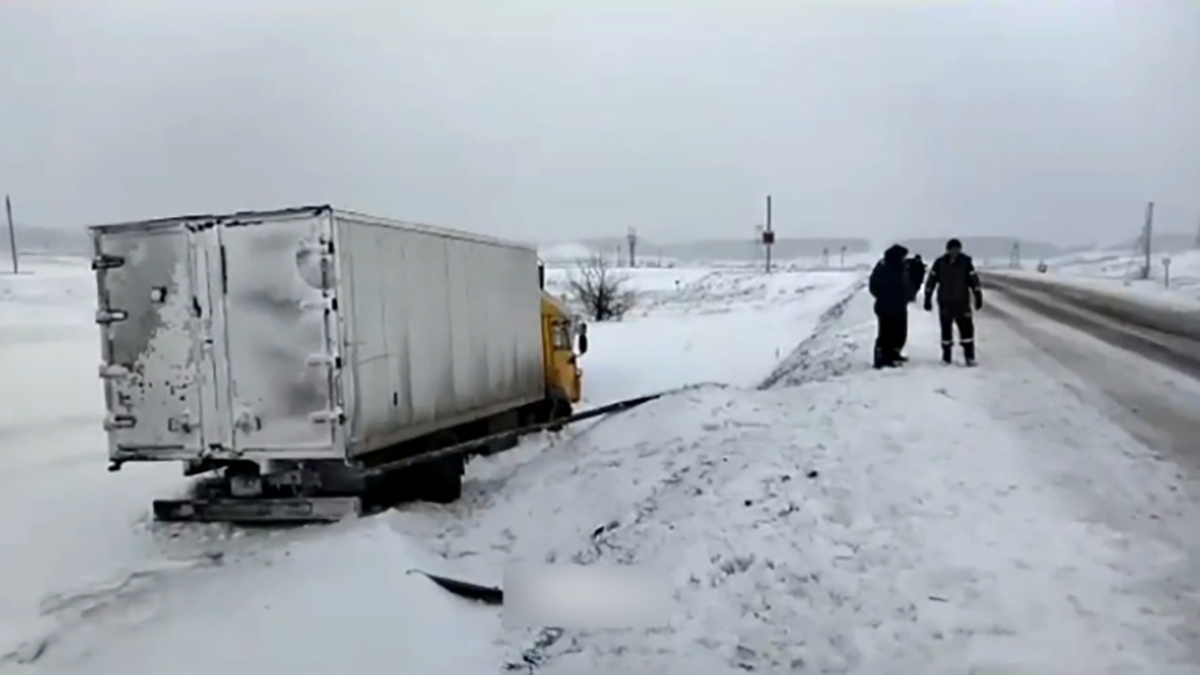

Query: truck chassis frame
[148,393,663,524]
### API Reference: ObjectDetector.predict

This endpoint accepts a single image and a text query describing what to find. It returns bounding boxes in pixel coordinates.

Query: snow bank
[984,269,1200,338]
[391,292,1200,673]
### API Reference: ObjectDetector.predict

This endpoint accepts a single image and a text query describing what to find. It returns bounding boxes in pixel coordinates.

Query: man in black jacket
[869,244,914,368]
[923,238,983,366]
[905,254,926,301]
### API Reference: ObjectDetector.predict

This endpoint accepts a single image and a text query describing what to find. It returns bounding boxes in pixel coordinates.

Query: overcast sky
[1,0,1197,246]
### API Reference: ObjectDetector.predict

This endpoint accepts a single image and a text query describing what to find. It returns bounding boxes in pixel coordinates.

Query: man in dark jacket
[923,238,983,366]
[894,253,926,357]
[868,244,913,368]
[905,254,926,301]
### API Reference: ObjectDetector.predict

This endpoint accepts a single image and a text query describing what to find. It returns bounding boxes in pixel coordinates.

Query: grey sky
[1,0,1197,247]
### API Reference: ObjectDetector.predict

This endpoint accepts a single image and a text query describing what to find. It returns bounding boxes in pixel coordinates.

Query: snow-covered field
[3,254,1200,673]
[1038,247,1200,304]
[544,266,863,402]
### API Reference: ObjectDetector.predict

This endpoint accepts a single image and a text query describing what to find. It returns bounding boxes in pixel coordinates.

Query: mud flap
[411,570,503,605]
[152,496,362,523]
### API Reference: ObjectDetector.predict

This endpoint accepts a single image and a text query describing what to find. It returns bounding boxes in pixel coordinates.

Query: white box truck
[91,205,590,522]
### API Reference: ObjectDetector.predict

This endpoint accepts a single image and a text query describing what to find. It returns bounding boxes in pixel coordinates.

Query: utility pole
[762,195,775,274]
[5,195,17,274]
[1140,201,1155,280]
[626,227,638,268]
[1009,241,1020,269]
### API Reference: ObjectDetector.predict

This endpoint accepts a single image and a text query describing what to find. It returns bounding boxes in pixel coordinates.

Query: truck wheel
[422,457,463,504]
[420,433,463,504]
[546,392,572,431]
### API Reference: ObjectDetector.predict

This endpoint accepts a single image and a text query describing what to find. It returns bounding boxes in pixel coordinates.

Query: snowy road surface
[3,257,1200,673]
[985,287,1200,466]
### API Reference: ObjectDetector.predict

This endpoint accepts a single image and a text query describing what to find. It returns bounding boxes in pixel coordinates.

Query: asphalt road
[983,281,1200,472]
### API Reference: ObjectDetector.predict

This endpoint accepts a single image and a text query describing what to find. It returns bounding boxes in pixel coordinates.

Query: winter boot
[962,341,976,367]
[941,345,952,365]
[873,348,889,369]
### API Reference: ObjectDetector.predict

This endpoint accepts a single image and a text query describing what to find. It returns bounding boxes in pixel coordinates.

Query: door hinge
[309,408,345,424]
[99,363,130,379]
[96,308,129,325]
[104,414,137,430]
[304,353,341,368]
[91,254,126,270]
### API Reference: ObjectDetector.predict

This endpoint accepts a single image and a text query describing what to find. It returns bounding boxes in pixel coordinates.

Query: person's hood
[884,244,909,262]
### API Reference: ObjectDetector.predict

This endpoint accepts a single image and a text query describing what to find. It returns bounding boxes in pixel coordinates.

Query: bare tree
[568,255,636,321]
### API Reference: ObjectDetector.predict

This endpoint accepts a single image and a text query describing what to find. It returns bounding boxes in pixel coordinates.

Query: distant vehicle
[90,205,592,523]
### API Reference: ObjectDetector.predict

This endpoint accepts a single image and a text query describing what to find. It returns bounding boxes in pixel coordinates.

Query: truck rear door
[93,222,216,459]
[214,211,342,457]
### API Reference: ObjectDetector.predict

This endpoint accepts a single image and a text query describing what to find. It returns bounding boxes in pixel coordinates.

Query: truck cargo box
[91,205,545,465]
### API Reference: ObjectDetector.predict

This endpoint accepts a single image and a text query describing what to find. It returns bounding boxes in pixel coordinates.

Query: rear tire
[419,433,463,504]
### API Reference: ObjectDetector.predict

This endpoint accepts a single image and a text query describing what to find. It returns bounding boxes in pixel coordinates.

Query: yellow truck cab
[538,262,586,413]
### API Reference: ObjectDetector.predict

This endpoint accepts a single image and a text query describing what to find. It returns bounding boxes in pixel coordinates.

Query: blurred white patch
[503,565,669,629]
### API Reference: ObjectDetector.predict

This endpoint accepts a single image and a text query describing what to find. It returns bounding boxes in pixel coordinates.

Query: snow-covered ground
[4,254,1200,673]
[0,257,189,663]
[544,266,863,402]
[397,292,1200,673]
[1038,247,1200,304]
[0,256,860,672]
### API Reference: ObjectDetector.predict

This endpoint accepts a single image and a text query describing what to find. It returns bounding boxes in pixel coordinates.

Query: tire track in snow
[0,518,360,668]
[0,554,228,667]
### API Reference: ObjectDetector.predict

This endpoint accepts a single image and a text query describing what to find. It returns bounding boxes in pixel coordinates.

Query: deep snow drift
[5,256,1200,674]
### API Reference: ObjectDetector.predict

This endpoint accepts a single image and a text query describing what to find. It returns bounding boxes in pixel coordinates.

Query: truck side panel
[334,213,544,457]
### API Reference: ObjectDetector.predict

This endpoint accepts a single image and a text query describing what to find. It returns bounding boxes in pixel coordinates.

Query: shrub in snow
[567,255,637,321]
